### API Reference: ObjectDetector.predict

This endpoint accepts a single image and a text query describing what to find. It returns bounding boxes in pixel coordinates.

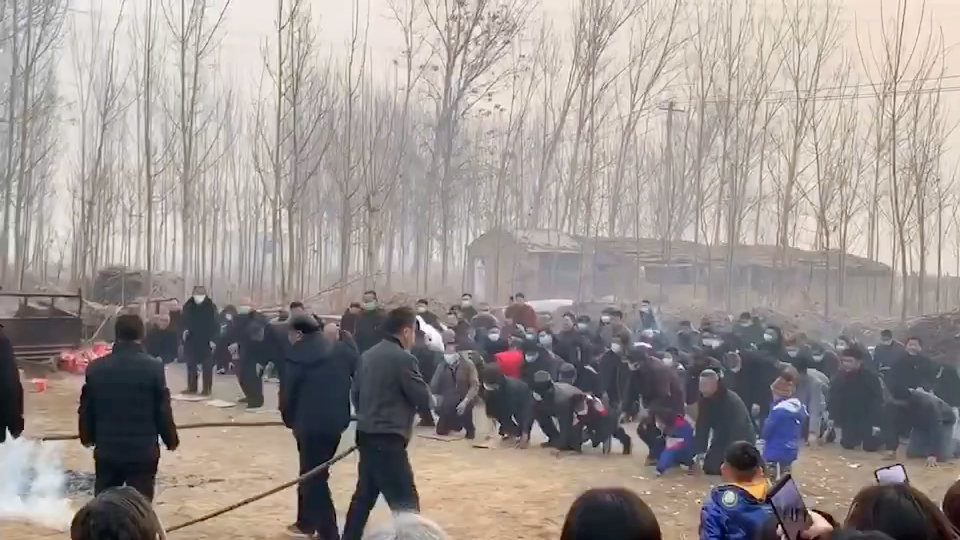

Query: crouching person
[480,363,533,448]
[429,332,479,439]
[699,442,770,540]
[762,370,807,480]
[652,408,694,475]
[906,388,957,466]
[574,392,633,455]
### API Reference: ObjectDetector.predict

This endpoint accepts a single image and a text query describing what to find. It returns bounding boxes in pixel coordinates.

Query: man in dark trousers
[78,314,179,500]
[181,285,219,395]
[343,306,433,540]
[0,323,23,443]
[280,315,354,539]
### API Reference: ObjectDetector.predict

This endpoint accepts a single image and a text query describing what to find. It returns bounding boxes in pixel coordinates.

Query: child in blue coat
[762,370,807,480]
[653,408,695,475]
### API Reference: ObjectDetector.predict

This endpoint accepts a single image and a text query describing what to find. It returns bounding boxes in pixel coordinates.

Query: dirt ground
[3,366,959,540]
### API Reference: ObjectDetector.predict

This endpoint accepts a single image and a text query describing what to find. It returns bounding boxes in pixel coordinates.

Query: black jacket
[78,342,178,462]
[695,385,756,455]
[0,331,23,443]
[280,333,354,437]
[223,312,284,367]
[355,309,386,353]
[183,297,219,353]
[887,352,938,402]
[145,326,178,364]
[484,376,535,434]
[352,337,432,441]
[828,367,884,429]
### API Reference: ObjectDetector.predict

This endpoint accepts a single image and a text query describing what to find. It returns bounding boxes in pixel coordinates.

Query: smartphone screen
[768,474,812,540]
[874,464,908,485]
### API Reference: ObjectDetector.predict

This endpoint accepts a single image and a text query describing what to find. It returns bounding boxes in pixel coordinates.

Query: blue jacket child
[699,441,771,540]
[761,376,808,467]
[655,414,695,475]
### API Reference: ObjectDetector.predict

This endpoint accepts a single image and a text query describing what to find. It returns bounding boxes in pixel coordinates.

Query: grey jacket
[352,337,432,441]
[797,368,829,435]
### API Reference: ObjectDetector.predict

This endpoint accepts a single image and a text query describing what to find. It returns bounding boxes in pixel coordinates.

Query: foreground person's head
[845,484,956,540]
[115,314,145,344]
[384,306,418,350]
[560,487,661,540]
[363,512,448,540]
[942,478,960,530]
[70,486,164,540]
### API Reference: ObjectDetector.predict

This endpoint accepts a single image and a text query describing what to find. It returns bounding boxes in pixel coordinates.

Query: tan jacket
[429,353,480,404]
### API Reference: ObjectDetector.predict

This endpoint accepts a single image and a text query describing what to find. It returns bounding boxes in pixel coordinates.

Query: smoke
[0,433,75,531]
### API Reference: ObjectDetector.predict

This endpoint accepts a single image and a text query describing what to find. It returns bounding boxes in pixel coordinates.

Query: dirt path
[3,365,958,539]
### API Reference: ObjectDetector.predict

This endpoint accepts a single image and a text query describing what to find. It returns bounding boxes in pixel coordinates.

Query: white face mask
[836,342,847,350]
[539,334,552,346]
[524,353,538,363]
[416,306,426,313]
[488,332,500,342]
[662,355,674,367]
[763,333,774,342]
[640,306,650,313]
[483,384,498,392]
[610,343,622,354]
[531,392,542,401]
[600,315,611,324]
[444,353,459,365]
[786,349,798,358]
[812,354,823,362]
[703,339,721,348]
[525,333,535,341]
[193,295,205,303]
[461,300,471,307]
[577,323,588,331]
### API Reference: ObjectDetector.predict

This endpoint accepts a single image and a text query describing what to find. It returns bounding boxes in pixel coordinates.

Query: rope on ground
[39,420,288,441]
[164,445,359,533]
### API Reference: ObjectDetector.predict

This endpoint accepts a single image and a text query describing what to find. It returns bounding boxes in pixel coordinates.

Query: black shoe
[246,403,264,410]
[622,438,632,455]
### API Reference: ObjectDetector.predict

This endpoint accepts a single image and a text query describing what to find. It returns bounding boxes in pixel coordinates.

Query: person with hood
[0,323,23,444]
[222,302,282,410]
[181,285,219,396]
[698,441,770,540]
[694,369,757,475]
[883,336,938,458]
[280,315,353,539]
[480,363,534,448]
[732,312,765,349]
[458,293,479,321]
[904,388,957,465]
[355,291,386,354]
[504,292,538,331]
[530,370,586,451]
[430,331,480,439]
[761,369,808,480]
[828,347,884,451]
[873,330,904,373]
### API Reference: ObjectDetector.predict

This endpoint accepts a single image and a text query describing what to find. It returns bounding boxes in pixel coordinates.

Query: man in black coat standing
[354,290,386,354]
[181,285,219,395]
[79,314,179,500]
[343,306,433,540]
[0,324,23,443]
[280,315,354,539]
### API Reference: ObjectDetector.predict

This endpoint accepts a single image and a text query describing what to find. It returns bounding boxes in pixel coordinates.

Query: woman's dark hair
[845,484,957,540]
[942,479,960,531]
[560,487,661,540]
[70,486,164,540]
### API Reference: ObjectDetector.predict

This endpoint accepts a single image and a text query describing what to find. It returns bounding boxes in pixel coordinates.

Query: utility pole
[659,100,685,298]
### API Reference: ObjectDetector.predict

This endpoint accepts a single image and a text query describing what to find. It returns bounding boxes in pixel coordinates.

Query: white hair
[363,512,448,540]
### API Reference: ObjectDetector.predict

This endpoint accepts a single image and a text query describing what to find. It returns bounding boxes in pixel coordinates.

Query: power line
[689,83,960,106]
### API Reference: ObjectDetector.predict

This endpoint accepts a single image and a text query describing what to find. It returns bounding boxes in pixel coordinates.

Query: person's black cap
[290,314,320,334]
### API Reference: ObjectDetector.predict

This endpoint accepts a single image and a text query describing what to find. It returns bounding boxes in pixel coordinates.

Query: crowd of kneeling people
[415,295,960,480]
[67,455,960,540]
